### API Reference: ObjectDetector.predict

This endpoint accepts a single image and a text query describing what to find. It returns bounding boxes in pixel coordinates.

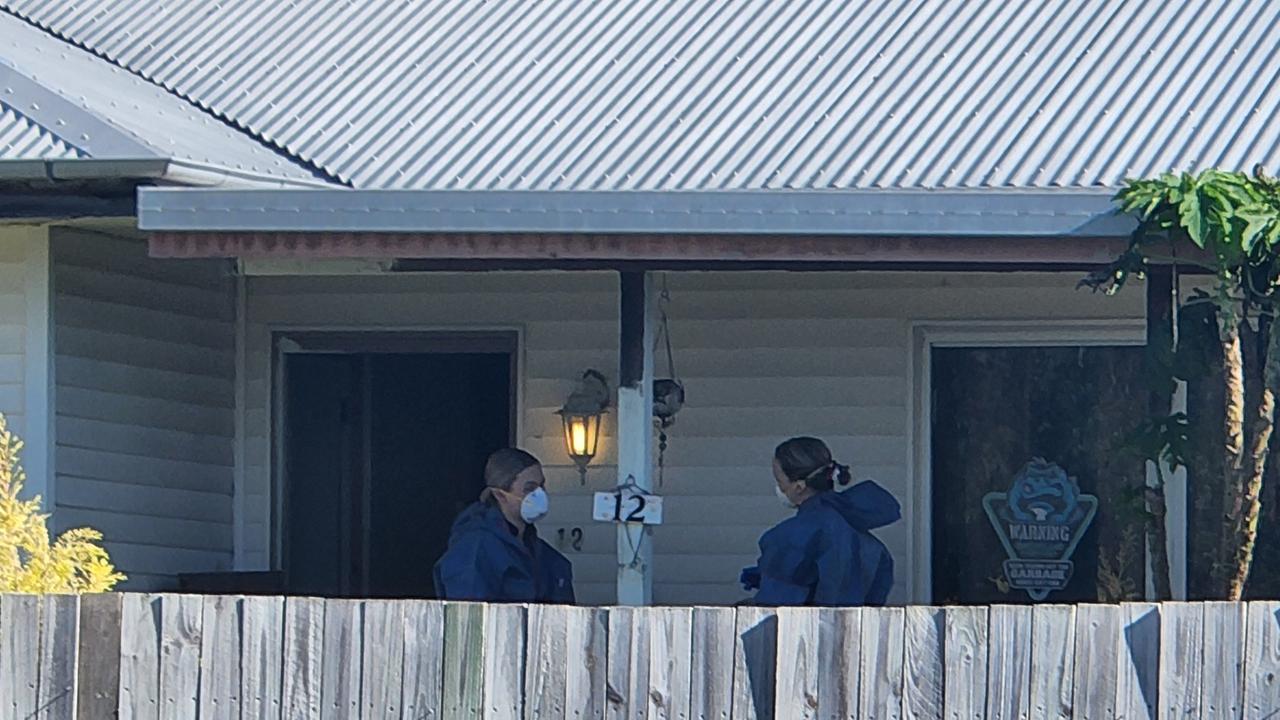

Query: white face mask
[775,484,798,509]
[521,487,550,524]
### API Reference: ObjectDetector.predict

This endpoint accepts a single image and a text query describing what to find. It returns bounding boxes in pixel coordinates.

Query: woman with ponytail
[739,437,901,606]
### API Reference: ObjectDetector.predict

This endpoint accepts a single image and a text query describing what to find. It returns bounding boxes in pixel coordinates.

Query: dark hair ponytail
[774,437,849,493]
[833,462,852,487]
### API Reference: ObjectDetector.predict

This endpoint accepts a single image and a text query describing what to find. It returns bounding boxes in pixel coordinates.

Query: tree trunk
[1229,316,1280,598]
[1216,312,1248,596]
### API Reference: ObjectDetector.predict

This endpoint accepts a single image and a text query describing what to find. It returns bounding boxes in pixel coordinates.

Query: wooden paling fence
[2,595,1280,719]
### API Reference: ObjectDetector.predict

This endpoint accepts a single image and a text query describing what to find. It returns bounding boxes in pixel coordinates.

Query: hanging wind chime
[652,275,685,486]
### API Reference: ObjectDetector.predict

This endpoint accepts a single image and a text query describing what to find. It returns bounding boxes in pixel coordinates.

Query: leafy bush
[0,413,124,592]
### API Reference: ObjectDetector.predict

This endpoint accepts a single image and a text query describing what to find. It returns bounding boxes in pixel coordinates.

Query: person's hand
[739,566,760,591]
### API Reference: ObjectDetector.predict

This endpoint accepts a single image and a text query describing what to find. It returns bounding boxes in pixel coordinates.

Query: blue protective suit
[744,481,901,606]
[433,502,575,603]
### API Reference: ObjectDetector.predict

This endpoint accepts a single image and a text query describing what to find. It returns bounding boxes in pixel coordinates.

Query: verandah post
[1145,265,1188,599]
[616,271,656,605]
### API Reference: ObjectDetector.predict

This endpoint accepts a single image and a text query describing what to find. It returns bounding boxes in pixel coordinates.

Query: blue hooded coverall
[744,480,901,606]
[433,502,575,603]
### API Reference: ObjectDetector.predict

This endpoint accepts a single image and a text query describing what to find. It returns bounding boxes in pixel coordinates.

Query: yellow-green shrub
[0,413,124,592]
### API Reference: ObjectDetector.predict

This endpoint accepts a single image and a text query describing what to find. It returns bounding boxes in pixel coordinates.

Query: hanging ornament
[652,275,685,486]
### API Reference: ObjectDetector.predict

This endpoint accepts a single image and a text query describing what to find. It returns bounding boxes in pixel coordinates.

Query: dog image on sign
[982,458,1097,601]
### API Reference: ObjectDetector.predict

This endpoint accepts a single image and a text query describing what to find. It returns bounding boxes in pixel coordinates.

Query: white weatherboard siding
[53,229,236,590]
[0,230,31,442]
[241,271,1144,605]
[0,225,52,504]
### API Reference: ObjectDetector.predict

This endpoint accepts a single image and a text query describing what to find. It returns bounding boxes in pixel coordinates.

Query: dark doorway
[281,335,514,598]
[930,345,1148,605]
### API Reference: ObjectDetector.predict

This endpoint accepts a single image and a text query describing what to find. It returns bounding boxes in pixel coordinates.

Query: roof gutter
[0,157,338,189]
[138,187,1134,237]
[0,158,339,220]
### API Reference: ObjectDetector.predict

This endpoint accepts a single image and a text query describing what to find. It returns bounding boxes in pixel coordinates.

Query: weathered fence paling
[1,595,1279,719]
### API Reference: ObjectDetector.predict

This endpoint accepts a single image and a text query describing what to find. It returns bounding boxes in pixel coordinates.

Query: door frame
[907,319,1150,603]
[270,328,523,584]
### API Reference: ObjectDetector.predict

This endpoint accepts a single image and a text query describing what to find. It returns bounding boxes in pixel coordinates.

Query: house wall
[241,270,1145,605]
[0,224,52,504]
[51,229,236,589]
[0,230,32,435]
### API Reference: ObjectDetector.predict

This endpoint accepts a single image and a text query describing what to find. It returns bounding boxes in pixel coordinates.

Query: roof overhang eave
[137,187,1133,237]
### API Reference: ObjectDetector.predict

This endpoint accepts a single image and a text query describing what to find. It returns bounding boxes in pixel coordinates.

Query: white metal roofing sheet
[136,187,1128,237]
[4,0,1279,191]
[0,102,81,159]
[0,12,325,180]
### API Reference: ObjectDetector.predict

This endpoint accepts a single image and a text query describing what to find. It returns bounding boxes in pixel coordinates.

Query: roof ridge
[0,6,348,186]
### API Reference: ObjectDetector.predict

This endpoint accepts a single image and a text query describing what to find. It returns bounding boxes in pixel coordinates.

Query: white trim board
[908,319,1156,603]
[919,319,1147,347]
[232,271,248,568]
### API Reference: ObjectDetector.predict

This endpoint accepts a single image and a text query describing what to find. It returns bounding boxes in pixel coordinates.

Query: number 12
[614,493,647,522]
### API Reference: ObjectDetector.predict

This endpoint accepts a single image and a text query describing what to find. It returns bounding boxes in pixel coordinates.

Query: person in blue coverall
[740,437,901,606]
[433,448,575,603]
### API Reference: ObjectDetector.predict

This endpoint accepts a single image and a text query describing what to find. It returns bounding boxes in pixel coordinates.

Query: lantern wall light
[558,369,610,484]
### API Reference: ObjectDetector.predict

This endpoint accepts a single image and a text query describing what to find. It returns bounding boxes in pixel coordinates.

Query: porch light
[558,370,610,484]
[559,409,603,480]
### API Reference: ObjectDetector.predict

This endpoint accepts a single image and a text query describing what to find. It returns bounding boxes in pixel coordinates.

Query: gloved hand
[739,566,760,591]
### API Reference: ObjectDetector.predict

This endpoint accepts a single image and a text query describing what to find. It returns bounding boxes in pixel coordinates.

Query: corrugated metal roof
[0,102,82,159]
[4,0,1280,190]
[0,12,328,181]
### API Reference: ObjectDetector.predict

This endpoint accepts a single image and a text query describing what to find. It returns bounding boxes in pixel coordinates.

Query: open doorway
[277,332,517,598]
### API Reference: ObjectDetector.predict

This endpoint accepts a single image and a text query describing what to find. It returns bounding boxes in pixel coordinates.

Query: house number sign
[983,458,1097,600]
[592,486,664,525]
